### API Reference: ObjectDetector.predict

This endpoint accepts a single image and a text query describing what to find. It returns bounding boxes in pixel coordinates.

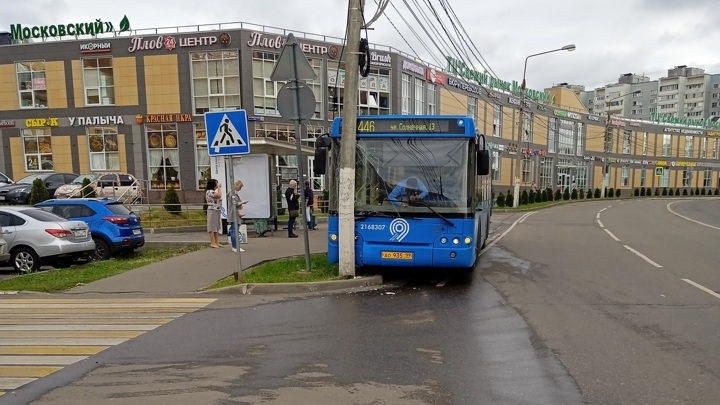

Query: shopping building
[0,19,719,206]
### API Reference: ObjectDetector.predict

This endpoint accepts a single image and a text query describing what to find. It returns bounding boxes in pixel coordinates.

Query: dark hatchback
[35,198,145,260]
[0,173,78,205]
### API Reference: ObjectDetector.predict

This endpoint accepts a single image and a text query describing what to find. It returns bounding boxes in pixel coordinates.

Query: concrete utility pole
[337,0,364,277]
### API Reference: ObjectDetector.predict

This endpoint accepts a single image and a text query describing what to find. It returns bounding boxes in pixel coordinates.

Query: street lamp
[513,44,575,208]
[602,89,641,197]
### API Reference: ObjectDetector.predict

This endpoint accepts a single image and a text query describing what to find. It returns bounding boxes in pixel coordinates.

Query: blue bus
[313,115,492,270]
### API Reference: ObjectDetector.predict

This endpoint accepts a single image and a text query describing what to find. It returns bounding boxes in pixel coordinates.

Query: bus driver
[388,176,429,206]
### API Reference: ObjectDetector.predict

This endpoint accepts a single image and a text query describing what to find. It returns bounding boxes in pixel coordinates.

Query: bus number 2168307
[358,224,386,231]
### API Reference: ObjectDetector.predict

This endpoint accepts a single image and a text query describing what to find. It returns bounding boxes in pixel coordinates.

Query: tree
[505,192,514,208]
[29,178,50,205]
[646,187,652,197]
[521,190,529,205]
[579,188,585,199]
[608,188,615,198]
[540,189,548,202]
[546,188,554,202]
[594,188,601,199]
[163,186,181,215]
[496,192,505,208]
[634,188,640,197]
[640,187,645,197]
[554,188,562,201]
[715,188,719,196]
[701,188,706,196]
[528,190,536,204]
[563,188,570,201]
[668,188,674,196]
[695,187,700,196]
[683,188,688,196]
[675,188,680,196]
[615,188,621,198]
[571,188,578,200]
[587,189,593,199]
[655,188,660,196]
[81,177,97,198]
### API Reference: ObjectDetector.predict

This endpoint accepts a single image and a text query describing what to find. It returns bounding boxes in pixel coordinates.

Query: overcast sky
[3,0,719,92]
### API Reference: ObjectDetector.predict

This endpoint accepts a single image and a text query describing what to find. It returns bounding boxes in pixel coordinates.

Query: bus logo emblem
[389,218,410,242]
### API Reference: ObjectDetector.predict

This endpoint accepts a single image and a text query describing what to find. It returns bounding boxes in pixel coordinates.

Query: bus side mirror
[477,149,490,176]
[314,147,327,175]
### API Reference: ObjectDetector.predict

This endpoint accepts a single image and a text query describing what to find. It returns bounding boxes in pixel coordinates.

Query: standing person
[285,180,299,238]
[205,179,223,248]
[304,180,317,230]
[228,180,249,253]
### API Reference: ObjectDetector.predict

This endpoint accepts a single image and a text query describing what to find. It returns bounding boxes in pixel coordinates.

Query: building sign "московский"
[10,16,130,40]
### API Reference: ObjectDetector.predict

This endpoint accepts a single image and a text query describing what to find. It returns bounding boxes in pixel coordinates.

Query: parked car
[35,198,145,260]
[54,172,143,204]
[0,206,95,272]
[0,173,78,205]
[0,227,10,264]
[0,172,13,187]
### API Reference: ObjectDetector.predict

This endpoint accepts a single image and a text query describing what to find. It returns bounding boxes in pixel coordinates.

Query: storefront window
[401,73,411,115]
[328,63,390,118]
[491,151,500,182]
[622,130,632,154]
[684,136,694,157]
[467,97,477,122]
[88,126,120,171]
[548,118,557,153]
[146,124,180,190]
[558,119,574,155]
[662,134,672,156]
[539,157,553,190]
[22,128,53,171]
[414,77,425,114]
[254,51,322,119]
[194,123,210,190]
[493,105,502,137]
[703,169,712,187]
[82,57,114,106]
[16,61,47,109]
[522,155,533,183]
[191,50,240,115]
[427,84,437,115]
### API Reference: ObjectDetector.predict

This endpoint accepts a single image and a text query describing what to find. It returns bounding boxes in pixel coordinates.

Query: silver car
[0,207,95,273]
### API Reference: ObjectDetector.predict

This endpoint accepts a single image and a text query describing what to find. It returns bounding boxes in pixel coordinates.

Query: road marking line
[481,212,536,254]
[596,213,601,219]
[0,303,214,309]
[436,279,449,287]
[603,229,620,242]
[667,202,720,231]
[623,245,663,268]
[0,346,106,356]
[599,207,609,213]
[0,338,131,346]
[0,366,62,378]
[0,331,143,339]
[0,318,174,325]
[597,219,605,228]
[0,307,204,314]
[0,324,159,331]
[0,377,36,390]
[682,279,720,300]
[3,299,217,304]
[0,356,89,366]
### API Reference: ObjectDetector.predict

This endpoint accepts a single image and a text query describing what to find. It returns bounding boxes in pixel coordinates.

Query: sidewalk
[67,224,331,295]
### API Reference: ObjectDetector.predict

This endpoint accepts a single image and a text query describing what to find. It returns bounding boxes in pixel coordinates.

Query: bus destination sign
[356,118,466,134]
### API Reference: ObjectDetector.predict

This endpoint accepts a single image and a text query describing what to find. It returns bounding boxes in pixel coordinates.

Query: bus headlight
[452,237,460,245]
[464,237,472,245]
[330,234,338,241]
[440,237,447,244]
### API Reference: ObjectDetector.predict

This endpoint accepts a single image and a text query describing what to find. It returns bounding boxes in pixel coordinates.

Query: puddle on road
[480,246,536,276]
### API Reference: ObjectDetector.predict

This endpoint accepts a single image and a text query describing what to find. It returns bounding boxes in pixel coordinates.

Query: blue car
[35,198,145,260]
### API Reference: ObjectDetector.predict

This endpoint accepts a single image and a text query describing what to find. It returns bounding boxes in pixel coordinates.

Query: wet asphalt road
[6,212,585,405]
[7,198,720,404]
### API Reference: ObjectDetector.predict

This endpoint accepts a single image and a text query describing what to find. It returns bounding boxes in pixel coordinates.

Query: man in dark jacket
[285,180,299,238]
[304,181,317,230]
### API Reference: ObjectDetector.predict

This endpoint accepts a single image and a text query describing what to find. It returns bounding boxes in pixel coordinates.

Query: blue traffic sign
[204,110,250,156]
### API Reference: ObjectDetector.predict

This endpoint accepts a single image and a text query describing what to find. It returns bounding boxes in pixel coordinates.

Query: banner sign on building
[11,16,130,40]
[246,32,331,57]
[69,116,125,126]
[651,112,720,129]
[446,55,554,104]
[25,118,59,128]
[80,42,112,53]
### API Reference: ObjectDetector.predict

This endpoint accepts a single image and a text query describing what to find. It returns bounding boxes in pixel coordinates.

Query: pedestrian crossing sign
[655,167,664,176]
[204,109,250,156]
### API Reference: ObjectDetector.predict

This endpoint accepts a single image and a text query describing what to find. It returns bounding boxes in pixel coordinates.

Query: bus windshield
[354,137,470,214]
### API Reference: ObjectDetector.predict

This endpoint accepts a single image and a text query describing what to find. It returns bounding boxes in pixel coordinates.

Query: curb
[205,275,384,295]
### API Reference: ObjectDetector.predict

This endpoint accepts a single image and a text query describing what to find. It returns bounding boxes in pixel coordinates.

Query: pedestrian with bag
[285,180,300,238]
[227,180,249,252]
[205,179,223,248]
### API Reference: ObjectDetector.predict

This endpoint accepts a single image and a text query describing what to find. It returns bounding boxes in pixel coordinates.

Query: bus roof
[330,115,476,138]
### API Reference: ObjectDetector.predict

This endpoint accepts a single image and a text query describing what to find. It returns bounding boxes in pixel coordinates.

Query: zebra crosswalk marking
[0,297,216,395]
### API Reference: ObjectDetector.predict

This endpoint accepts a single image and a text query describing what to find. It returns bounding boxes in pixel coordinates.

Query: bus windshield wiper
[384,199,454,227]
[355,210,399,221]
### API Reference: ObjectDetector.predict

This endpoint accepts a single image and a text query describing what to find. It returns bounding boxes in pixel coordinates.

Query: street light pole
[513,44,575,208]
[602,89,640,198]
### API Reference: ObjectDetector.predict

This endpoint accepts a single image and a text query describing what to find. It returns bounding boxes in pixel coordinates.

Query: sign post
[271,32,317,273]
[205,109,250,281]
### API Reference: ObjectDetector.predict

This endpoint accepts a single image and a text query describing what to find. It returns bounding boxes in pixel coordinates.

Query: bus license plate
[381,251,413,260]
